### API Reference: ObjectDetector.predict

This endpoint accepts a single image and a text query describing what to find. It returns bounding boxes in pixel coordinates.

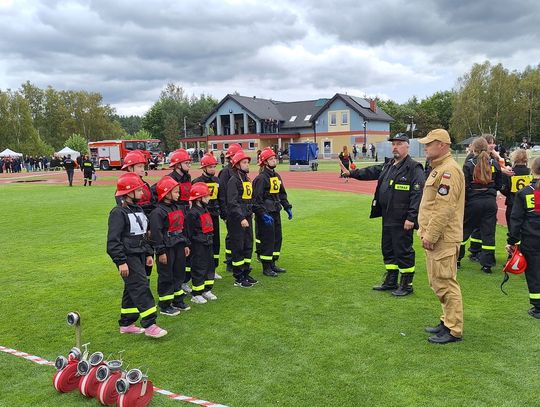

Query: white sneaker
[202,291,218,300]
[191,295,207,304]
[214,272,222,279]
[181,283,192,293]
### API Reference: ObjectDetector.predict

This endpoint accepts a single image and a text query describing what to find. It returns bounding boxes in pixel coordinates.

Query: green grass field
[1,184,539,406]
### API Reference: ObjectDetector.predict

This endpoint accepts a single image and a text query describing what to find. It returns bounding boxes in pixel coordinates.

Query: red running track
[0,169,508,225]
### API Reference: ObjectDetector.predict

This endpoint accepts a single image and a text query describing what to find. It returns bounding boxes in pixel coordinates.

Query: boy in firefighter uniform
[418,129,465,344]
[186,182,218,303]
[162,149,193,292]
[81,154,95,186]
[458,137,502,273]
[501,148,532,231]
[252,147,293,277]
[118,150,156,279]
[341,133,425,296]
[149,176,191,316]
[226,150,257,287]
[218,143,243,272]
[507,157,540,319]
[193,154,222,279]
[107,173,167,338]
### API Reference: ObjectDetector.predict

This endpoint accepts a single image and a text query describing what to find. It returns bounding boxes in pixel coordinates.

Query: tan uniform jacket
[418,152,465,244]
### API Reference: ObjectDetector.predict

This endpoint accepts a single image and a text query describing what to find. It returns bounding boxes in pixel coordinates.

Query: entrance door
[323,140,332,159]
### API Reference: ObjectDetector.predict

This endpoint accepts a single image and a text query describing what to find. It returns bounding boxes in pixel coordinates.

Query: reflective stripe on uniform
[385,264,399,270]
[530,293,540,299]
[255,239,261,244]
[159,294,174,301]
[192,284,204,292]
[204,280,214,286]
[174,290,184,296]
[470,238,482,243]
[232,260,245,266]
[140,306,157,318]
[213,254,220,259]
[185,266,191,273]
[260,255,273,261]
[461,239,469,246]
[272,252,280,256]
[244,258,252,264]
[481,245,495,250]
[399,267,415,273]
[120,308,139,314]
[225,249,232,254]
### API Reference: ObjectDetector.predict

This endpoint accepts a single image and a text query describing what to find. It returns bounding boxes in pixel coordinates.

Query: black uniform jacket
[168,170,192,205]
[62,158,77,171]
[508,180,540,245]
[81,159,95,176]
[349,154,425,226]
[501,164,532,207]
[218,165,235,219]
[107,203,152,266]
[186,204,214,246]
[149,202,189,255]
[192,173,220,217]
[252,167,292,216]
[463,156,502,200]
[226,169,253,222]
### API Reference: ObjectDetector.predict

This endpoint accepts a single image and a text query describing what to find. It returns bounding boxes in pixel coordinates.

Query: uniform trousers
[425,242,463,338]
[229,216,253,280]
[255,211,282,262]
[522,237,540,309]
[190,243,214,295]
[459,197,497,267]
[119,254,157,328]
[156,244,186,309]
[381,223,415,273]
[211,214,220,268]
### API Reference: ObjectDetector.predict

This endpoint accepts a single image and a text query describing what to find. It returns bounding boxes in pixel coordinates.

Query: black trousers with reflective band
[459,197,497,267]
[522,238,540,309]
[211,214,220,268]
[255,212,282,261]
[157,244,186,309]
[190,243,214,295]
[229,216,253,278]
[119,254,157,328]
[381,224,415,272]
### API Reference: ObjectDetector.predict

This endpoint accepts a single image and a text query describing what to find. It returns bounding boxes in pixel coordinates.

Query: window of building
[223,143,229,149]
[248,142,256,150]
[212,143,218,150]
[341,111,349,125]
[330,113,337,126]
[289,116,297,122]
[304,114,312,121]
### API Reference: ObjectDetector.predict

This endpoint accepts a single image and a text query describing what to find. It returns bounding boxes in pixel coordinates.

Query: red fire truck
[88,139,162,170]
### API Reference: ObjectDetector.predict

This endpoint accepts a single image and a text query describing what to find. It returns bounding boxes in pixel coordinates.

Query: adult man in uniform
[340,133,425,296]
[62,154,78,186]
[417,129,465,344]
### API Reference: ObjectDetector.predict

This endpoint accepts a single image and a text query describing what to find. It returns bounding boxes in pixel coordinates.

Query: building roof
[275,99,321,129]
[311,93,394,122]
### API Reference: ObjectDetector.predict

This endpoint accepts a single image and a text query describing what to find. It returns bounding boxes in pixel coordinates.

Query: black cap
[388,133,409,143]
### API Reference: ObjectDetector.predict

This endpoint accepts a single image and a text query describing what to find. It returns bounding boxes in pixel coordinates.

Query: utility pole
[183,117,187,138]
[408,116,415,139]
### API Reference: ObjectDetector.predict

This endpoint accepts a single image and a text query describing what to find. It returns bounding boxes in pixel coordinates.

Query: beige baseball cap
[418,129,451,144]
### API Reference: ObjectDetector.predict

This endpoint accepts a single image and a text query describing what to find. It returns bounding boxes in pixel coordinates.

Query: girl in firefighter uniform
[253,147,292,277]
[501,148,532,231]
[507,157,540,319]
[107,173,167,338]
[186,182,217,303]
[226,150,257,287]
[192,154,222,278]
[117,150,156,279]
[149,176,191,317]
[458,137,502,273]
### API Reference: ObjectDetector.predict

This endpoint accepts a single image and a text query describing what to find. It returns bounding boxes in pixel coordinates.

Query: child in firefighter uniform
[501,148,532,231]
[253,147,293,277]
[163,149,193,292]
[149,176,191,316]
[193,154,222,279]
[107,173,167,338]
[117,150,156,279]
[226,150,257,287]
[507,156,540,319]
[458,137,502,273]
[218,143,243,272]
[81,154,95,186]
[187,182,218,303]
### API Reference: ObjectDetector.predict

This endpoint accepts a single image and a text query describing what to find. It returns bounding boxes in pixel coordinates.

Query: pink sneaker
[144,324,168,338]
[119,324,145,334]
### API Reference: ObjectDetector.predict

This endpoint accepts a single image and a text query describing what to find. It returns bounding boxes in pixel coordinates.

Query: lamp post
[408,115,415,139]
[363,120,367,148]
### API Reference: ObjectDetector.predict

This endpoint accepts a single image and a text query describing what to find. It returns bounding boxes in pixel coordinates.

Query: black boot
[372,270,398,291]
[392,273,414,296]
[262,261,278,277]
[271,262,286,273]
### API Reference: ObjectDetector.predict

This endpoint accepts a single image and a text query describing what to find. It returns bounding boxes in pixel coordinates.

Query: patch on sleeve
[442,172,452,179]
[438,184,450,196]
[413,183,421,191]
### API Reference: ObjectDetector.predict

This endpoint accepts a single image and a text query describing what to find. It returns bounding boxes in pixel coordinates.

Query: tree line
[1,61,539,156]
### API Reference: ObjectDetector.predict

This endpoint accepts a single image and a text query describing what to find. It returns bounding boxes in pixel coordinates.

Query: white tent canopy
[0,148,23,158]
[56,147,80,159]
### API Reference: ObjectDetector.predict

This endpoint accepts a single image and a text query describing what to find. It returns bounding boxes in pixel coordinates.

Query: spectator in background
[220,151,225,166]
[362,144,367,159]
[352,145,358,160]
[370,143,376,159]
[338,146,353,180]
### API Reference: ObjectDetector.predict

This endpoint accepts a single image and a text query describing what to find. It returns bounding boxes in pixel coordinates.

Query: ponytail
[471,137,492,185]
[531,156,540,191]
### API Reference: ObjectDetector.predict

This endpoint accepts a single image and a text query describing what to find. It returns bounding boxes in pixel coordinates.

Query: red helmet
[156,176,179,202]
[225,143,242,158]
[503,247,527,274]
[169,149,191,168]
[258,147,276,166]
[121,150,147,170]
[189,182,210,200]
[115,173,145,196]
[200,153,218,168]
[231,150,251,167]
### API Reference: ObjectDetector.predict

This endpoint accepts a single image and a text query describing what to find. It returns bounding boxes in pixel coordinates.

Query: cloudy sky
[1,0,539,115]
